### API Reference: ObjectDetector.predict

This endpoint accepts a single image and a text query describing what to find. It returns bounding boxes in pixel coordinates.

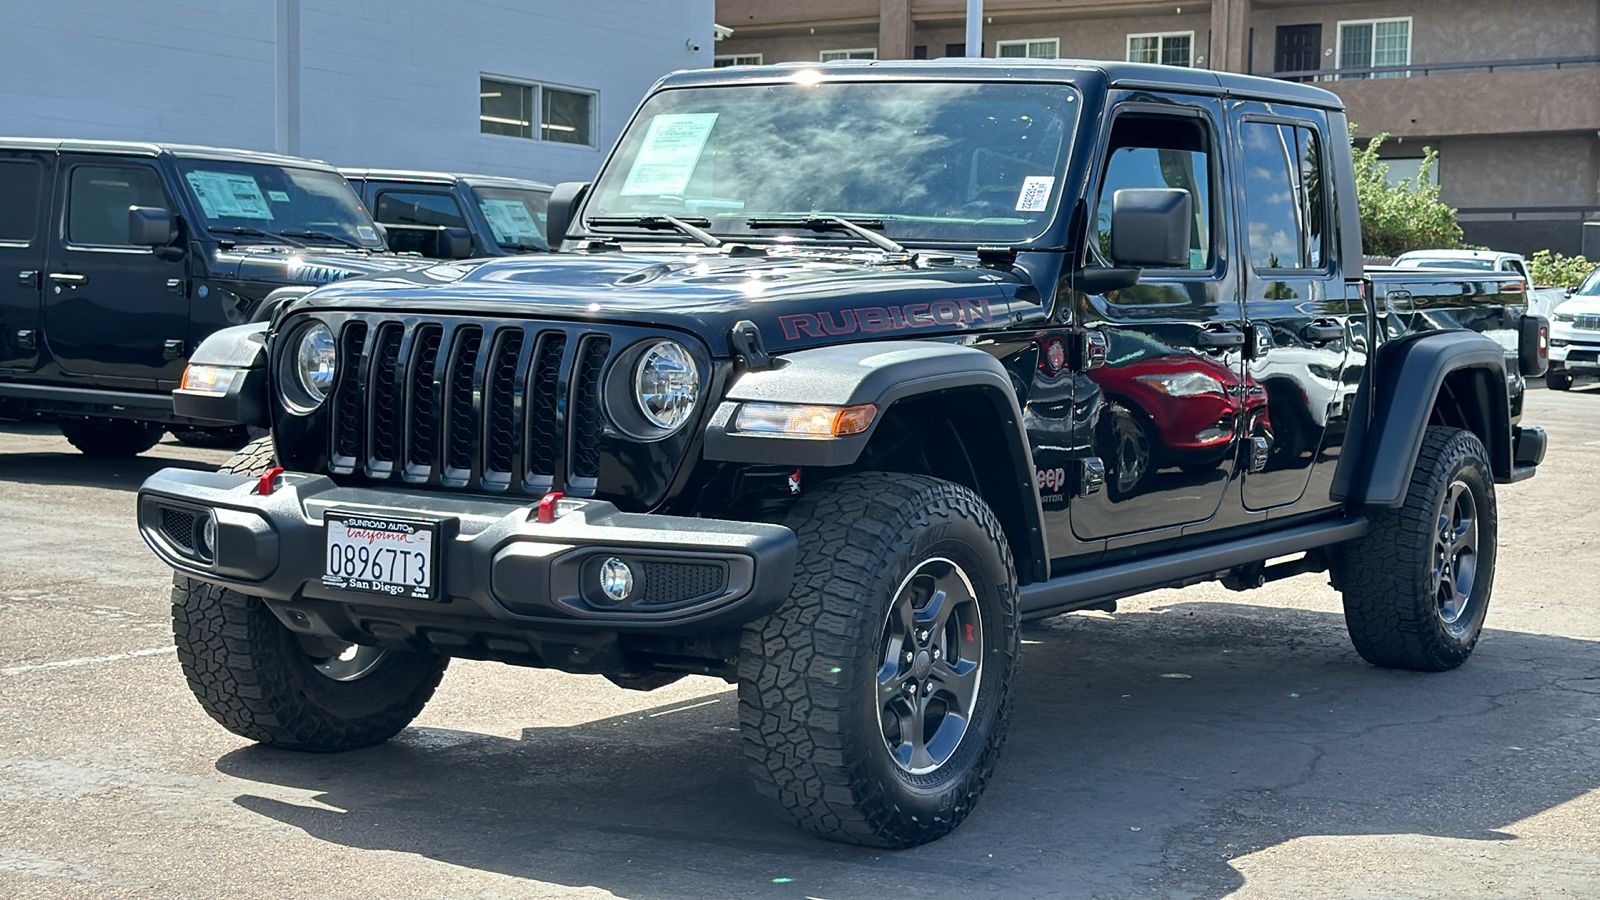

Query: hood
[212,244,432,288]
[292,248,1048,356]
[1553,293,1600,318]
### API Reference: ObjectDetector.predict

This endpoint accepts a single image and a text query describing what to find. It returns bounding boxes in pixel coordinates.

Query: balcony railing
[1269,54,1600,82]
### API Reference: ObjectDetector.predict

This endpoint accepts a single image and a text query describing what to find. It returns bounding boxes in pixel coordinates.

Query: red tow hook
[255,466,286,495]
[536,491,565,524]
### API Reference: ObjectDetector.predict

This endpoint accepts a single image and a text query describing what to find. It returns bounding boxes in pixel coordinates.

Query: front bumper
[137,468,797,649]
[1548,331,1600,370]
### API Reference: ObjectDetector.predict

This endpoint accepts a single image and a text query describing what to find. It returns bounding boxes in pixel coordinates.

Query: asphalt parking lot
[3,385,1600,899]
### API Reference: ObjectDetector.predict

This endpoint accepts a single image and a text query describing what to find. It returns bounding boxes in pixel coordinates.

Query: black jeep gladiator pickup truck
[136,60,1550,848]
[0,139,418,454]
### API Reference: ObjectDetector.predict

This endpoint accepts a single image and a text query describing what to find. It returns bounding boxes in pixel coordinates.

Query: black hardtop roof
[339,167,555,191]
[0,137,341,170]
[659,57,1344,110]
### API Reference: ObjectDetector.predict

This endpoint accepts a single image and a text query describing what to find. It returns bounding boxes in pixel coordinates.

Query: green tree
[1350,125,1464,257]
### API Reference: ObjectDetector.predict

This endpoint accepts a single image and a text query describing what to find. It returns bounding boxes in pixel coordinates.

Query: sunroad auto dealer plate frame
[322,512,439,600]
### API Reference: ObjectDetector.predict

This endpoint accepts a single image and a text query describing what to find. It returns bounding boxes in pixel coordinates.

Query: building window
[913,45,928,59]
[1337,17,1411,79]
[480,76,596,146]
[1127,32,1194,67]
[714,53,763,67]
[945,42,966,57]
[820,48,877,61]
[996,38,1059,60]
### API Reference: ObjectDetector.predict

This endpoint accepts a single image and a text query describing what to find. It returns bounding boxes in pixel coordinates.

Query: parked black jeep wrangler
[137,60,1548,847]
[0,139,417,454]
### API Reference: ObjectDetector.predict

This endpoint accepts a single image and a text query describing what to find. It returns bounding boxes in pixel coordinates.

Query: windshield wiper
[279,229,364,250]
[746,215,906,254]
[209,226,304,248]
[587,215,722,248]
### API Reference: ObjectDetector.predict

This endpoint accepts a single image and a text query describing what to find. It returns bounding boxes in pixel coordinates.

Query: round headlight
[294,323,337,406]
[634,340,699,431]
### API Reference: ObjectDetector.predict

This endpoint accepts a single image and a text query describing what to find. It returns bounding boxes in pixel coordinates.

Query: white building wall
[0,0,715,184]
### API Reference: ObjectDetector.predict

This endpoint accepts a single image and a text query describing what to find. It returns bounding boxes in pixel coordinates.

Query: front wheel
[738,472,1020,847]
[1332,426,1497,671]
[1547,368,1573,391]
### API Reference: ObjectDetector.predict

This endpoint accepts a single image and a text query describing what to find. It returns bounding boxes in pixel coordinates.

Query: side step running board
[1019,517,1369,620]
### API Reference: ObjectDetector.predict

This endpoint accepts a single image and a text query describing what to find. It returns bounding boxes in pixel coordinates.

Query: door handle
[47,272,87,285]
[1193,327,1246,349]
[1301,320,1344,344]
[17,270,39,288]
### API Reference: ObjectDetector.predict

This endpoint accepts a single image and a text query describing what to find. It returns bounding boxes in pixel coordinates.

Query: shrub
[1527,250,1596,289]
[1350,126,1464,257]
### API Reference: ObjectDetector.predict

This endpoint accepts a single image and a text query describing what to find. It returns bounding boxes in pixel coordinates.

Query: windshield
[472,186,550,251]
[1577,267,1600,296]
[174,159,384,249]
[587,80,1081,245]
[1395,256,1495,271]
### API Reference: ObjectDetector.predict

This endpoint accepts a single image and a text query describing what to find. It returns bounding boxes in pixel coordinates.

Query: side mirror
[128,206,176,247]
[545,181,590,250]
[1110,188,1192,268]
[435,226,473,259]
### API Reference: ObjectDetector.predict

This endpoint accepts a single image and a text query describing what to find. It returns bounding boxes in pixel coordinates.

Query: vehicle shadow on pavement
[215,598,1600,899]
[0,444,219,492]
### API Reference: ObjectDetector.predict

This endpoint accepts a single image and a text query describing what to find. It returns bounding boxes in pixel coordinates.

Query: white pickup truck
[1393,249,1568,319]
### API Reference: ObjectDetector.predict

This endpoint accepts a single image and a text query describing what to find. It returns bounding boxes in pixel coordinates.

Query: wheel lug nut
[904,651,914,663]
[932,648,941,660]
[917,630,928,643]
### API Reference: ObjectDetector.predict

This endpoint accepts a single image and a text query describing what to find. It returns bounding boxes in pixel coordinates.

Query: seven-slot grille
[1573,313,1600,331]
[325,318,613,494]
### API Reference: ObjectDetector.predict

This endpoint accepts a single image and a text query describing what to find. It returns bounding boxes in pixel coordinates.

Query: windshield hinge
[729,319,772,371]
[977,245,1018,268]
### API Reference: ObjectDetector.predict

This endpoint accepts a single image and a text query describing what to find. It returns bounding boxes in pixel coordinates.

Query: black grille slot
[640,562,726,605]
[367,323,405,471]
[331,321,368,467]
[160,507,197,552]
[443,327,482,478]
[403,325,444,479]
[569,336,611,482]
[525,332,566,485]
[483,329,524,486]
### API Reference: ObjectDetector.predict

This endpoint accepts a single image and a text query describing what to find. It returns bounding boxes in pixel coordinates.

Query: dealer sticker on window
[185,171,274,220]
[323,512,438,600]
[1015,175,1056,212]
[620,112,719,196]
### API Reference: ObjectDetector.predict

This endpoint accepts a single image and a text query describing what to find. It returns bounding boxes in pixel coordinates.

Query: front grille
[1575,314,1600,331]
[327,318,616,495]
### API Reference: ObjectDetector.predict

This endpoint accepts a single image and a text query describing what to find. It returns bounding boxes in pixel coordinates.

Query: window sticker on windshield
[1015,176,1055,213]
[620,113,719,196]
[357,226,378,242]
[479,198,542,241]
[267,190,291,203]
[184,171,273,220]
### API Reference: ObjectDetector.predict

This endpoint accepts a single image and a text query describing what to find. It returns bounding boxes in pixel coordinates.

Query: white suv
[1548,267,1600,391]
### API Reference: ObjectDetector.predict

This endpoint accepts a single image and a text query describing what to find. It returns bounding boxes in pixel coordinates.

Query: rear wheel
[738,472,1019,847]
[1333,426,1497,671]
[59,418,165,457]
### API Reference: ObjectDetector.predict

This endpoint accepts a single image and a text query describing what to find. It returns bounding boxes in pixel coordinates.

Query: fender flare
[172,323,270,427]
[703,341,1049,580]
[249,286,315,324]
[1332,331,1511,508]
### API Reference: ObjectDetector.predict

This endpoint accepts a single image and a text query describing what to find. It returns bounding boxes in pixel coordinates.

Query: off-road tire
[171,578,448,751]
[738,472,1020,847]
[172,432,447,750]
[59,418,165,457]
[220,435,276,475]
[1547,369,1573,391]
[1333,426,1497,671]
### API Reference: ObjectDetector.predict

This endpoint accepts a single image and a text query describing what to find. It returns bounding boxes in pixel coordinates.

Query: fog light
[198,512,217,560]
[599,557,634,603]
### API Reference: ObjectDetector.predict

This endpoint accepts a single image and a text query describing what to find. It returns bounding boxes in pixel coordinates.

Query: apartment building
[713,0,1600,255]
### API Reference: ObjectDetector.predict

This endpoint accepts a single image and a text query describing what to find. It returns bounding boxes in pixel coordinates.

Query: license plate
[322,513,438,600]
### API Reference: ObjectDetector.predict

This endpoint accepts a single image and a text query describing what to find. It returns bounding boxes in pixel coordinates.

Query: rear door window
[1239,122,1326,271]
[0,158,44,242]
[67,164,170,246]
